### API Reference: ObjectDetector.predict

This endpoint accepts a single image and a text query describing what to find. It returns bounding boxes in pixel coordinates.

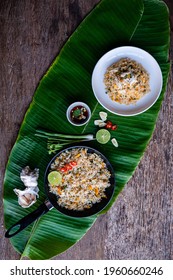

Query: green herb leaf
[73,109,81,117]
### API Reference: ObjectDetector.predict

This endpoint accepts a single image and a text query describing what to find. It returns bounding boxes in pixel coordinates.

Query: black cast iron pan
[5,146,115,238]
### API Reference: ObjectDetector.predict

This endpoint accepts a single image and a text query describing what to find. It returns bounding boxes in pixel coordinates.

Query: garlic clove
[99,111,107,121]
[111,138,118,147]
[98,122,106,127]
[94,120,106,127]
[94,120,104,125]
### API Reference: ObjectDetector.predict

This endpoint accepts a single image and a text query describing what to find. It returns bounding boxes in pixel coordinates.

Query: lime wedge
[96,129,111,144]
[48,171,62,186]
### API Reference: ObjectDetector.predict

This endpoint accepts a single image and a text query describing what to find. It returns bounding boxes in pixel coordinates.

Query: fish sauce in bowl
[66,102,91,126]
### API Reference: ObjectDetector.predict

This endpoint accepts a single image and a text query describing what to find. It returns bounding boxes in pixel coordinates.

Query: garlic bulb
[14,166,39,208]
[20,166,39,188]
[14,188,39,208]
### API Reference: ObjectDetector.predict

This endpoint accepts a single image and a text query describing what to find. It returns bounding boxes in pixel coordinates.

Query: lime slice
[96,129,111,144]
[48,171,62,186]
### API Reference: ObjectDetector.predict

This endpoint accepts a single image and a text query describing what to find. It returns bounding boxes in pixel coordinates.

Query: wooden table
[0,0,172,260]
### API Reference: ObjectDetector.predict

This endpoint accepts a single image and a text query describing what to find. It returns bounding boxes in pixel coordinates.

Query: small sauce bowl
[66,102,91,126]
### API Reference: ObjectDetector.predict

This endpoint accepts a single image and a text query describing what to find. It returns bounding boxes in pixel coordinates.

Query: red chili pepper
[105,120,113,129]
[69,161,77,167]
[60,167,67,173]
[106,120,113,126]
[105,124,112,129]
[65,164,73,171]
[111,124,117,130]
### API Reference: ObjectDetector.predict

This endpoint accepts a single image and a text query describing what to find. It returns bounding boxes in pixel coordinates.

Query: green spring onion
[35,129,94,154]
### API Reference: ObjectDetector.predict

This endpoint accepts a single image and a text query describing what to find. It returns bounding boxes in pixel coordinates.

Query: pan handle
[5,200,53,238]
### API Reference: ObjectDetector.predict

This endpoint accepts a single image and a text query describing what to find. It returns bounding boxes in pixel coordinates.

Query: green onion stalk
[35,129,94,154]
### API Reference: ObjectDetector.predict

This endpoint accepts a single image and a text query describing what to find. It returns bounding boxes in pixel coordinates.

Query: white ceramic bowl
[66,101,91,126]
[92,46,163,116]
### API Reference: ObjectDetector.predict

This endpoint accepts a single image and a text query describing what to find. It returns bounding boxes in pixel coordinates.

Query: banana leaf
[3,0,170,259]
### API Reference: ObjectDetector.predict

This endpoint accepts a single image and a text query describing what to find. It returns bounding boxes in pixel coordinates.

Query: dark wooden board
[0,0,172,260]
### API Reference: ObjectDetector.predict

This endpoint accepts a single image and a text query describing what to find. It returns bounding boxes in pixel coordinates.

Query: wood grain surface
[0,0,172,260]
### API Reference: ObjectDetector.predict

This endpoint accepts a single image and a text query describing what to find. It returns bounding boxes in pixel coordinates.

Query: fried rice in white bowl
[92,46,163,116]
